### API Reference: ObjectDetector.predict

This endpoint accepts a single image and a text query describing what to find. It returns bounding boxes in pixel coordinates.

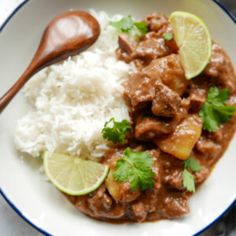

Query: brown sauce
[66,12,236,223]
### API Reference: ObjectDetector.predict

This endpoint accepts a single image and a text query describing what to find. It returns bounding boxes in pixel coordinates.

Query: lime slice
[169,11,212,79]
[43,152,109,196]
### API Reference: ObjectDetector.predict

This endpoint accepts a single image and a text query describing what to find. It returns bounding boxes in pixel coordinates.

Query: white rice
[14,11,130,160]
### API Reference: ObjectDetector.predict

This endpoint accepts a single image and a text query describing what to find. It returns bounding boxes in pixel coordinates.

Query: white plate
[0,0,235,235]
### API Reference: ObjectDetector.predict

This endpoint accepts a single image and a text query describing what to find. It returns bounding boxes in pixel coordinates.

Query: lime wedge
[43,152,109,196]
[169,11,212,79]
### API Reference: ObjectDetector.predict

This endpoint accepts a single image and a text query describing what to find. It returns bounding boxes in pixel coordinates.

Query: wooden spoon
[0,11,100,113]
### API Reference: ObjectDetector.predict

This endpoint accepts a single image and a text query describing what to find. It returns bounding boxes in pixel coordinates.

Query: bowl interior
[0,0,235,235]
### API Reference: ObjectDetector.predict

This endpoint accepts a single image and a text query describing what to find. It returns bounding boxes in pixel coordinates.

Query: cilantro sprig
[110,15,148,37]
[184,157,202,172]
[102,118,132,144]
[134,21,149,35]
[183,169,195,192]
[199,87,236,132]
[113,148,155,191]
[183,157,202,192]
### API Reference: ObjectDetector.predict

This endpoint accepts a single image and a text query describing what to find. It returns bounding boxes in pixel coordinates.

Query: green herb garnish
[183,157,202,192]
[199,87,236,132]
[102,118,132,144]
[110,15,134,33]
[183,169,195,193]
[134,21,149,34]
[163,32,173,41]
[184,157,202,172]
[110,15,148,36]
[113,148,155,191]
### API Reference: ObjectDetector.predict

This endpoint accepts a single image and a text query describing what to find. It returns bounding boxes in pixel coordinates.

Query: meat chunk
[181,76,209,113]
[143,54,189,95]
[163,162,209,190]
[204,43,236,92]
[195,137,222,165]
[118,35,135,54]
[133,59,146,70]
[163,169,184,190]
[145,13,169,34]
[116,48,132,63]
[131,202,147,222]
[149,149,162,191]
[135,116,175,140]
[144,31,178,54]
[124,73,155,111]
[189,88,207,113]
[152,81,181,117]
[75,185,126,220]
[87,187,113,211]
[117,34,171,63]
[160,154,184,190]
[194,167,210,185]
[207,129,224,143]
[116,35,137,63]
[135,85,187,141]
[131,188,161,222]
[134,38,169,60]
[162,155,209,189]
[124,63,185,115]
[195,138,222,155]
[162,195,189,219]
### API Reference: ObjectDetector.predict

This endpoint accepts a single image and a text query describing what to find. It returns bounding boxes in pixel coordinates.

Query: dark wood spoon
[0,11,100,113]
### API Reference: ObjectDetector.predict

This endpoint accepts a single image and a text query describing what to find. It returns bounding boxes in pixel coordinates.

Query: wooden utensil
[0,11,100,113]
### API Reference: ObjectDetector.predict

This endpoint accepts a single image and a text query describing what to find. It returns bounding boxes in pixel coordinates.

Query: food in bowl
[14,10,236,222]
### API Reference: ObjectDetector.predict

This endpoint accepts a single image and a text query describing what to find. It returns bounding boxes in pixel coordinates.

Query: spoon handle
[0,66,35,113]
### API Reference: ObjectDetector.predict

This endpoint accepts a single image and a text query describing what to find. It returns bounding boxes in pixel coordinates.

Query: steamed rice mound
[15,11,130,160]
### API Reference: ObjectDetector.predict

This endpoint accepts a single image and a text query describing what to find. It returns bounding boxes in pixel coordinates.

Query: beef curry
[67,13,236,222]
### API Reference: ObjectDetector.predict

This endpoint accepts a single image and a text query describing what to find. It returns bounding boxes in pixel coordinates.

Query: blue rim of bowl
[0,0,235,235]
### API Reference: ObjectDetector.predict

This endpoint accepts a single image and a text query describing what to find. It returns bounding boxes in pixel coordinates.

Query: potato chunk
[156,115,202,160]
[105,170,140,203]
[143,54,189,95]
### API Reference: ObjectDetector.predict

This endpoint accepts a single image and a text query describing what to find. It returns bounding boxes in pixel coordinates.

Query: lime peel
[43,152,109,196]
[169,11,212,79]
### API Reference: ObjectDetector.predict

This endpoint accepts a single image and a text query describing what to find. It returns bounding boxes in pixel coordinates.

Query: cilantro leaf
[110,16,148,36]
[183,157,202,192]
[199,103,219,132]
[199,87,236,132]
[207,87,229,103]
[113,148,155,191]
[184,157,202,172]
[163,32,173,41]
[134,21,148,34]
[102,118,132,144]
[183,169,195,192]
[110,16,134,33]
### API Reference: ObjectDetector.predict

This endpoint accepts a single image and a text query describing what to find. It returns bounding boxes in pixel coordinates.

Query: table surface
[0,0,235,235]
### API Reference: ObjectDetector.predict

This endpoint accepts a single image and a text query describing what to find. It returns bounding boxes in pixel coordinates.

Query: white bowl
[0,0,235,235]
